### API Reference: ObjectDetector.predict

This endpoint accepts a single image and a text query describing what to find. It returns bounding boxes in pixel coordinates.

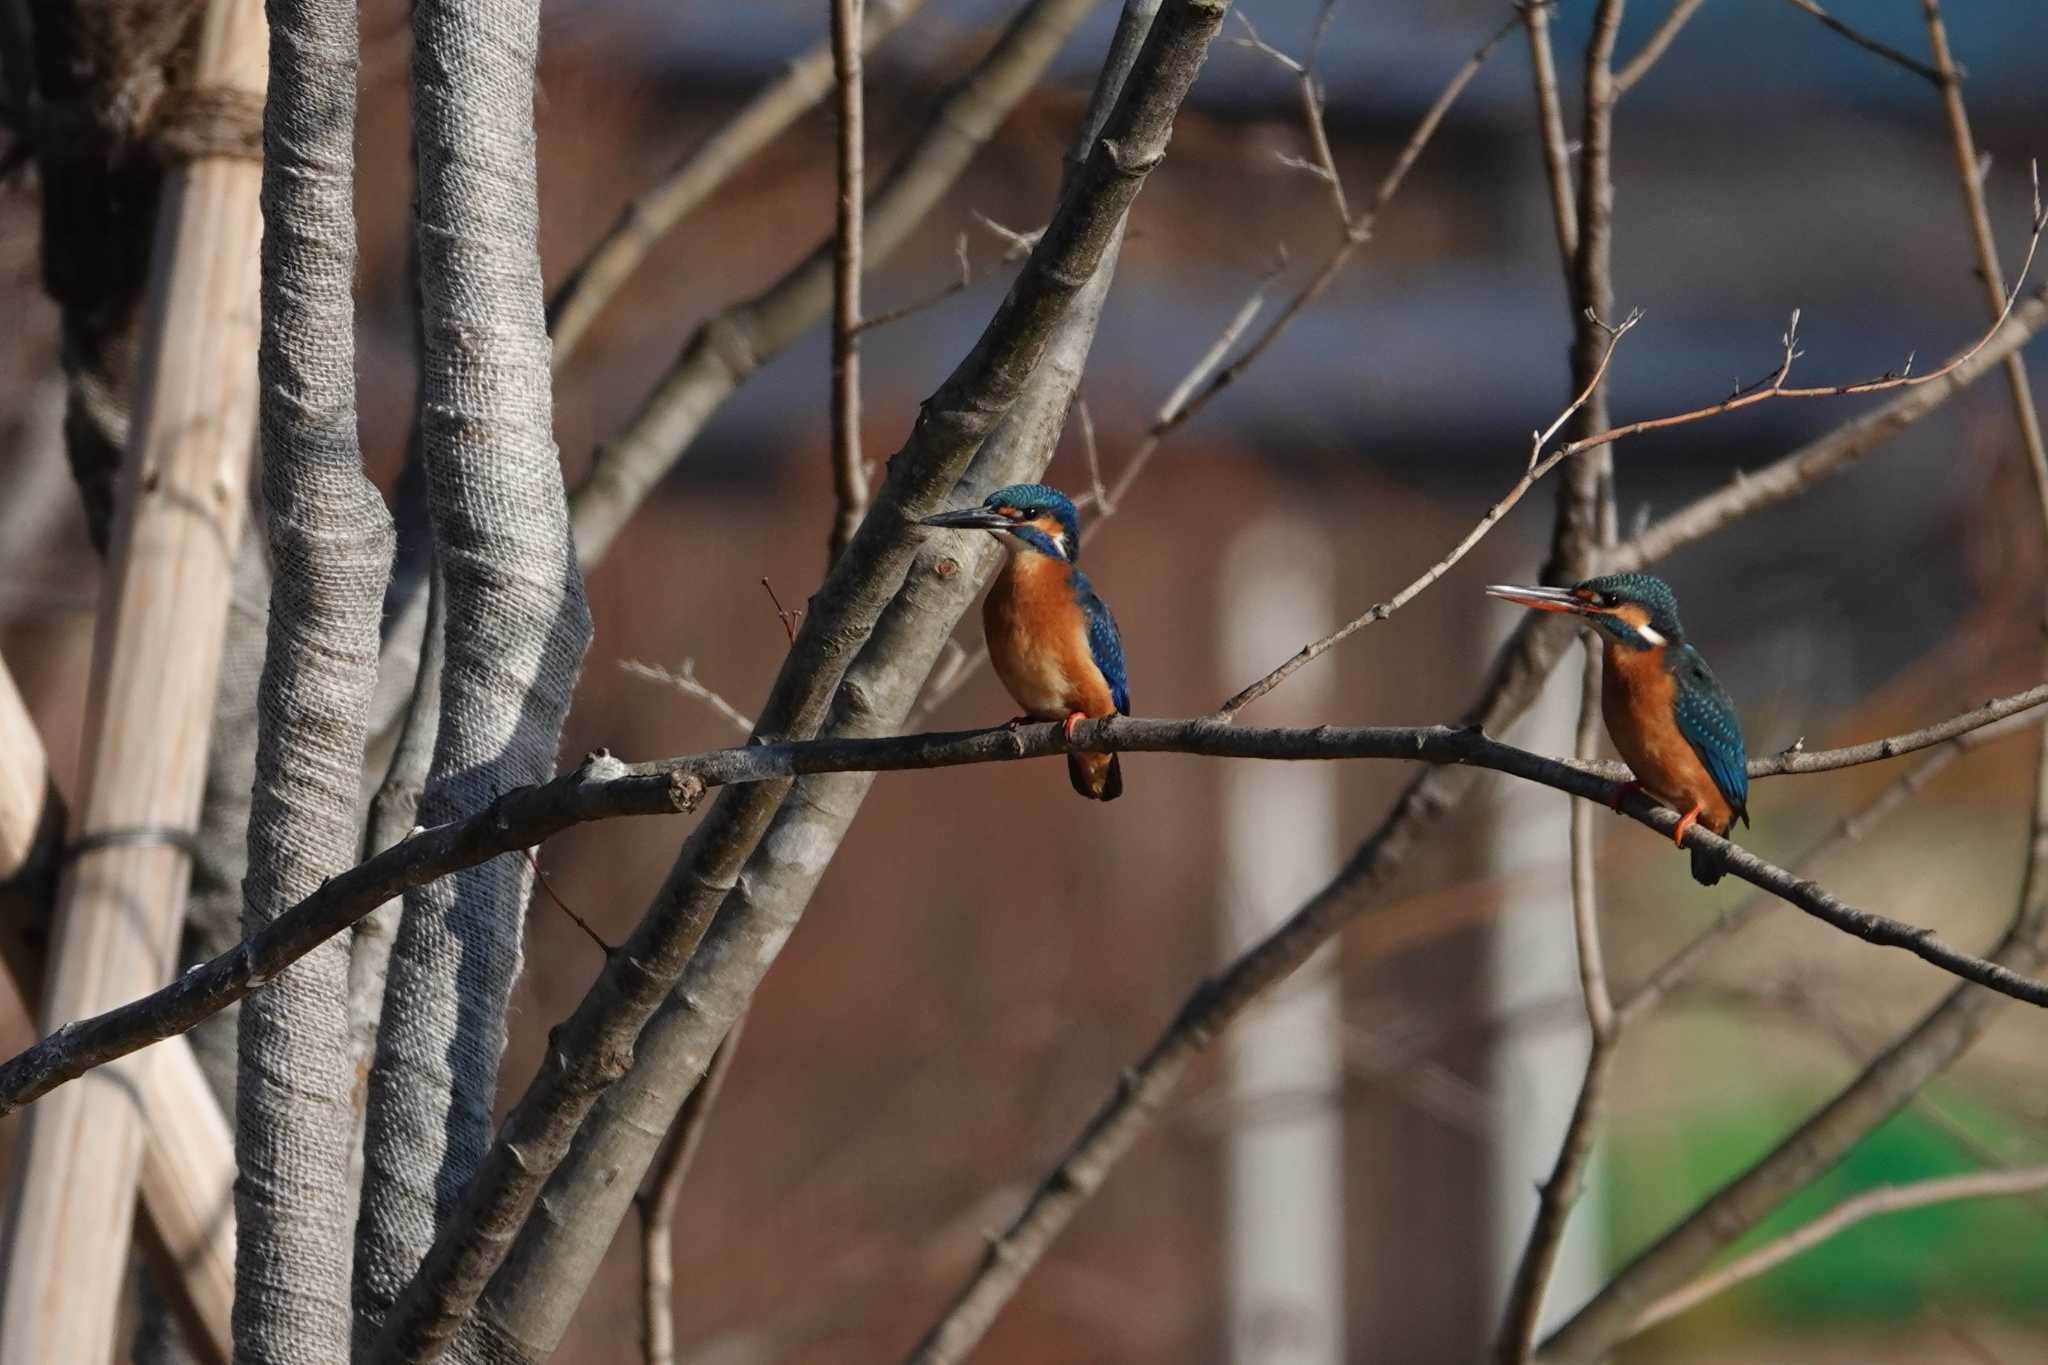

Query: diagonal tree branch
[1614,0,1708,95]
[1786,0,1941,84]
[464,5,1167,1354]
[370,7,1232,1360]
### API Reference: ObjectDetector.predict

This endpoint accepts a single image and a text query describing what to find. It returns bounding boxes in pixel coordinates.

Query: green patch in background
[1605,1092,2048,1332]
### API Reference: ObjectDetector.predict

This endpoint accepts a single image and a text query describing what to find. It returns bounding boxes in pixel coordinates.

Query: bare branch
[1614,0,1709,95]
[619,658,755,734]
[2,686,2046,1126]
[546,0,928,367]
[854,226,1034,334]
[638,1016,746,1365]
[828,0,869,564]
[1519,0,1578,265]
[1786,0,1943,85]
[1636,1165,2048,1336]
[1232,12,1347,225]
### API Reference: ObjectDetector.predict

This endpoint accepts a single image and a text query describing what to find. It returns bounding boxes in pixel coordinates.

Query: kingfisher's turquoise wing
[1671,644,1749,824]
[1070,568,1130,715]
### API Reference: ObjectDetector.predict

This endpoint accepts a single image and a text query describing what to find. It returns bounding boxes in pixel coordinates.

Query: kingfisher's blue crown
[985,483,1082,560]
[1574,572,1685,644]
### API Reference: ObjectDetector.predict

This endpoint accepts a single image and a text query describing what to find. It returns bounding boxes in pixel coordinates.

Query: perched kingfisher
[918,483,1130,801]
[1486,573,1750,885]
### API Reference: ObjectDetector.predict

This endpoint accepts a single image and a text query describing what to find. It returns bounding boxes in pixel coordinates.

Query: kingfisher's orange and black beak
[1484,583,1597,616]
[918,506,1014,532]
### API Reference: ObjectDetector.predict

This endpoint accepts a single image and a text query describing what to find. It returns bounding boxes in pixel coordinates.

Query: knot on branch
[667,771,706,813]
[149,85,264,164]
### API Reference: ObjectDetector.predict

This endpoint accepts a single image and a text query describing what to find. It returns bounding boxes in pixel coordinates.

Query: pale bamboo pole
[0,663,45,871]
[0,656,237,1365]
[0,0,265,1353]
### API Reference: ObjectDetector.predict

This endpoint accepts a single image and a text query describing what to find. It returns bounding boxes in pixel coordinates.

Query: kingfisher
[918,483,1130,800]
[1486,573,1749,885]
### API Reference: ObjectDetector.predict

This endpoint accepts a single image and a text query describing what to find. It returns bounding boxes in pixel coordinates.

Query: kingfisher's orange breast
[984,554,1116,721]
[1602,643,1735,834]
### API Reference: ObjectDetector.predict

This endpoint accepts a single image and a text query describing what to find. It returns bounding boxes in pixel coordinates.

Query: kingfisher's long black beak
[918,506,1012,532]
[1485,583,1594,615]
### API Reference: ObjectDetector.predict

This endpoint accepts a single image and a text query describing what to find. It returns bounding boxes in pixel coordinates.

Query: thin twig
[1614,0,1708,95]
[1233,12,1348,225]
[853,227,1036,334]
[1786,0,1943,85]
[1076,397,1110,514]
[6,688,2048,1123]
[828,0,869,565]
[760,577,803,644]
[1111,12,1516,495]
[618,658,756,734]
[1216,308,1641,716]
[1633,1165,2048,1336]
[523,850,613,956]
[638,1014,747,1365]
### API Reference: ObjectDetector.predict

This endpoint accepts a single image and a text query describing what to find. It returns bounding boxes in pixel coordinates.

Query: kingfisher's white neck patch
[997,525,1068,560]
[1635,622,1667,647]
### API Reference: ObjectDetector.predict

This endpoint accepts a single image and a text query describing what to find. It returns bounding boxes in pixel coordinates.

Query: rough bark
[351,0,593,1345]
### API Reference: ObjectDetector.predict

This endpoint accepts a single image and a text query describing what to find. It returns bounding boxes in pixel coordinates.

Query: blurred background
[4,0,2048,1360]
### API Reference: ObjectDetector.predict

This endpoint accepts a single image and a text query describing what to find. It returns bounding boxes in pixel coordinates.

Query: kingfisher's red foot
[1063,712,1087,741]
[1671,801,1704,848]
[1609,779,1644,813]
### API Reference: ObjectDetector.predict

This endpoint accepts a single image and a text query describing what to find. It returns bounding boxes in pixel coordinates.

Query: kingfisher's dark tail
[1068,751,1123,802]
[1689,843,1724,887]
